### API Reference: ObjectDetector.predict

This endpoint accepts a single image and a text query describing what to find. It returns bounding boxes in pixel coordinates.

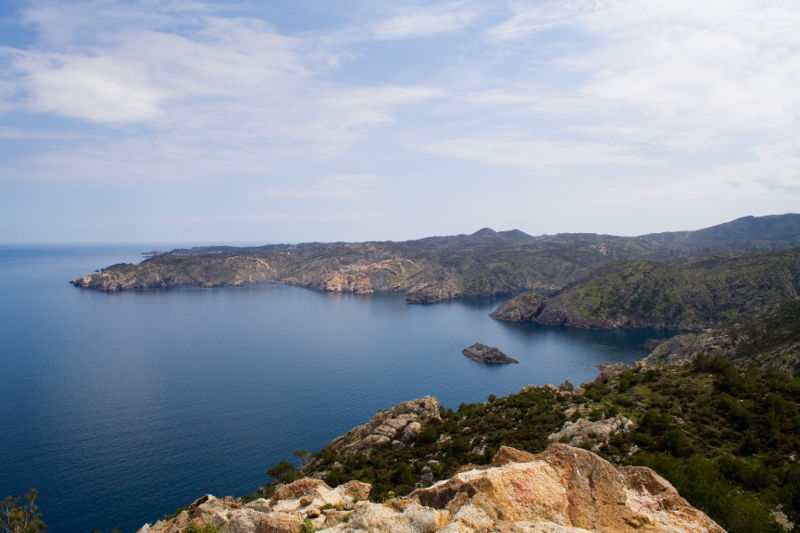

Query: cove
[0,246,678,532]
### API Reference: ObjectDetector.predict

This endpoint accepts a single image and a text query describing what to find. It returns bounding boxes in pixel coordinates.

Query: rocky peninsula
[72,214,800,306]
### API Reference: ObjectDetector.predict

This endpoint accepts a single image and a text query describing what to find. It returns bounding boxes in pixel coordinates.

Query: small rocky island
[462,343,518,364]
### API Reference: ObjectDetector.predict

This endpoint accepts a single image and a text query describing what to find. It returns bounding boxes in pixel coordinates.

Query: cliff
[72,214,800,303]
[137,444,724,533]
[491,247,800,330]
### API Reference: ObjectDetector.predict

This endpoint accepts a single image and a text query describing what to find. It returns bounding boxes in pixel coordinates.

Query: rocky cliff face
[137,444,724,533]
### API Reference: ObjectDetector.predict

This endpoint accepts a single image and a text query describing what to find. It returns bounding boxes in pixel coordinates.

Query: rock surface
[323,271,373,294]
[307,396,442,462]
[138,445,724,533]
[490,292,548,322]
[462,343,519,364]
[548,415,635,451]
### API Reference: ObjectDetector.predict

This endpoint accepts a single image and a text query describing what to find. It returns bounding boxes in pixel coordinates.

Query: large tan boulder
[327,444,725,533]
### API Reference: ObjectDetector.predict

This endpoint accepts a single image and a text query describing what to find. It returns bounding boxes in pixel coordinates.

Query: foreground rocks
[461,343,519,364]
[138,444,724,533]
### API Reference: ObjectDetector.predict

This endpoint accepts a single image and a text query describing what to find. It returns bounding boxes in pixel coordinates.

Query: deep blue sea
[0,246,678,532]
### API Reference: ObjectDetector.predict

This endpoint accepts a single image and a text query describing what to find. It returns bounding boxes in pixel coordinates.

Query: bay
[0,246,677,532]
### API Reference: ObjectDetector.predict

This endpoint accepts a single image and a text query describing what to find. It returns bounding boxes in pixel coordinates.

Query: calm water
[0,246,677,532]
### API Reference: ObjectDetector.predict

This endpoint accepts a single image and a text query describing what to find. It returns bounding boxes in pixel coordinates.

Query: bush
[268,461,298,484]
[660,428,693,457]
[1,489,46,533]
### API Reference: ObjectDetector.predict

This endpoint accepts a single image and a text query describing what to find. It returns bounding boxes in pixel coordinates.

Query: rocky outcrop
[490,292,548,322]
[136,478,369,533]
[313,397,441,459]
[548,415,635,452]
[461,343,518,364]
[139,445,724,533]
[405,282,461,304]
[323,272,373,294]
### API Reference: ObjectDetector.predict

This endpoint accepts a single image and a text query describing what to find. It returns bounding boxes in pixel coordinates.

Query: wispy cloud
[425,133,657,172]
[369,3,480,39]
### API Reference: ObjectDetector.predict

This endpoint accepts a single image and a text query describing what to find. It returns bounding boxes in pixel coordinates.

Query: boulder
[548,415,635,451]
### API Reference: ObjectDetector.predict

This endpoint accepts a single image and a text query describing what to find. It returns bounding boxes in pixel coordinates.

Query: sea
[0,245,678,532]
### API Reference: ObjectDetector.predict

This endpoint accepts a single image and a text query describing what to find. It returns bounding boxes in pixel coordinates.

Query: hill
[72,213,800,303]
[491,247,800,330]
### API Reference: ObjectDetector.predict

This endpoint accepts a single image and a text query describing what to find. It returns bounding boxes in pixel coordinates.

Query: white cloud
[425,132,657,172]
[370,3,480,39]
[628,138,800,202]
[487,1,800,133]
[1,3,444,179]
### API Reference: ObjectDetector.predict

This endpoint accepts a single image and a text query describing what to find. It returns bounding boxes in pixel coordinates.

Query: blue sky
[1,0,799,244]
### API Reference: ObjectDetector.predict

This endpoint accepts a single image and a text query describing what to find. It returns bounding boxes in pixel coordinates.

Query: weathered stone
[221,509,267,533]
[271,479,328,504]
[406,282,461,304]
[323,271,373,294]
[245,499,272,513]
[490,292,549,322]
[338,480,371,502]
[547,415,635,450]
[461,343,518,364]
[256,511,304,533]
[309,397,441,460]
[490,445,536,467]
[402,421,422,441]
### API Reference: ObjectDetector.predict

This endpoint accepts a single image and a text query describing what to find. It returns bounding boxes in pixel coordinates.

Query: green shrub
[268,460,298,484]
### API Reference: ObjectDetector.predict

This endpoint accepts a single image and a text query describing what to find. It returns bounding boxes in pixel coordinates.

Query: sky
[1,0,799,244]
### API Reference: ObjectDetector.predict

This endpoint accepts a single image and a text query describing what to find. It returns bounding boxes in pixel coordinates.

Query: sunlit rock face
[137,444,724,533]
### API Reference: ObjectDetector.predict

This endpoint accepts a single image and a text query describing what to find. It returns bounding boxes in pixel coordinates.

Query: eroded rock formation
[137,444,724,533]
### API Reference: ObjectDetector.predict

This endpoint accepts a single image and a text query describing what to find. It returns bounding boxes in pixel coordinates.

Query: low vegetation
[1,489,46,533]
